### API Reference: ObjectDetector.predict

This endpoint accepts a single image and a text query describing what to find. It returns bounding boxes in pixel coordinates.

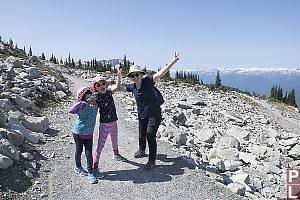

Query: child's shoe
[93,168,104,179]
[88,173,98,184]
[113,154,126,161]
[74,167,88,176]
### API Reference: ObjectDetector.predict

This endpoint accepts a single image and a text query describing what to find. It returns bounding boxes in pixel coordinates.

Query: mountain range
[171,68,300,105]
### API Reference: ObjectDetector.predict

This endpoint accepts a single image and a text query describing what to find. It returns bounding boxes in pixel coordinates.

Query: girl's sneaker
[74,167,88,176]
[114,154,126,161]
[88,173,98,184]
[93,168,104,179]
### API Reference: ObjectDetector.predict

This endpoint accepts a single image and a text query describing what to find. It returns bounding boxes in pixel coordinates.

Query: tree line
[270,85,297,107]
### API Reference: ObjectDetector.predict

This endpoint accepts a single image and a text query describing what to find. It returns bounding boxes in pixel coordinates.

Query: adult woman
[119,52,179,170]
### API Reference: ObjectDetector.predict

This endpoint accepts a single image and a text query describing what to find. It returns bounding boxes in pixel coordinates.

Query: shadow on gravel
[102,154,194,184]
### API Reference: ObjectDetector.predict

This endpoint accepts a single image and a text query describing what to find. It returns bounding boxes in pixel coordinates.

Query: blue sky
[0,0,299,70]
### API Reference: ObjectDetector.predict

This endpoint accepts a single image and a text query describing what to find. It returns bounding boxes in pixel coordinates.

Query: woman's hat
[77,87,91,101]
[91,75,109,92]
[127,64,145,77]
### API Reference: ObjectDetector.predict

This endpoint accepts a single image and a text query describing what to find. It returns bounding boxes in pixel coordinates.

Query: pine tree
[15,43,18,49]
[23,46,26,53]
[270,86,275,99]
[9,38,13,47]
[215,71,221,88]
[28,46,32,56]
[60,58,63,65]
[41,53,46,60]
[72,58,75,67]
[68,53,71,66]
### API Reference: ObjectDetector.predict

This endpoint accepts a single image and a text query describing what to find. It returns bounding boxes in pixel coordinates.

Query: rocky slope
[0,41,71,199]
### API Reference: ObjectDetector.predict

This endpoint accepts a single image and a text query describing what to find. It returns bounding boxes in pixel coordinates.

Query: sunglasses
[130,73,140,78]
[95,82,106,87]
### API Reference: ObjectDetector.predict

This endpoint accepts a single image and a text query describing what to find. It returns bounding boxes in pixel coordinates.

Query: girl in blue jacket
[69,87,98,184]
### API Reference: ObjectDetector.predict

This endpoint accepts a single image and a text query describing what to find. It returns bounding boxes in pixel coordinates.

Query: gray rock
[0,154,13,169]
[192,108,201,115]
[8,117,39,144]
[177,102,193,109]
[0,138,19,161]
[19,72,29,79]
[10,94,33,109]
[6,56,22,68]
[28,56,40,63]
[217,148,239,161]
[172,131,187,146]
[172,110,187,126]
[215,136,240,150]
[226,126,249,142]
[25,170,34,179]
[289,144,300,160]
[26,67,41,79]
[239,152,258,165]
[227,182,246,195]
[278,138,297,147]
[7,129,25,146]
[21,88,31,97]
[263,162,282,174]
[0,99,13,112]
[0,110,7,126]
[232,173,250,184]
[56,91,67,99]
[22,152,34,160]
[224,160,243,171]
[210,158,225,172]
[194,128,216,144]
[22,116,49,133]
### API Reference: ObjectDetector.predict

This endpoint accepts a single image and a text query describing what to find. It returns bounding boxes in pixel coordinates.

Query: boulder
[194,128,216,144]
[22,116,49,133]
[10,94,33,109]
[19,72,29,79]
[0,154,13,169]
[7,129,25,146]
[22,152,34,160]
[217,148,239,161]
[5,56,22,68]
[215,136,240,150]
[227,182,246,195]
[224,160,243,171]
[263,162,282,175]
[0,99,13,112]
[232,173,250,184]
[172,110,187,126]
[172,131,187,146]
[278,138,297,147]
[226,126,249,142]
[8,117,39,144]
[26,67,41,79]
[289,144,300,160]
[0,110,7,126]
[239,152,258,165]
[210,158,225,172]
[0,138,19,161]
[56,91,67,99]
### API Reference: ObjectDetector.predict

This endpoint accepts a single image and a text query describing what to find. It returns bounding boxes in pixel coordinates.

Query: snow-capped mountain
[171,68,300,105]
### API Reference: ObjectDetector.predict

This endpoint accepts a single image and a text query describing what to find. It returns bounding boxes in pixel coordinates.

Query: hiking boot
[88,173,98,184]
[134,149,146,158]
[74,167,88,176]
[114,154,126,161]
[93,168,104,179]
[144,160,156,171]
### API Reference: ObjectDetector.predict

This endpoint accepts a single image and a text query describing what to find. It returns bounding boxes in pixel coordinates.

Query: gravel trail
[41,74,243,200]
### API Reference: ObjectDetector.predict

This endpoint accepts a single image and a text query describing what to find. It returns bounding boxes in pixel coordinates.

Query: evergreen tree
[60,58,63,65]
[9,38,13,48]
[41,53,46,60]
[68,53,71,66]
[215,71,221,88]
[270,86,275,99]
[23,46,26,53]
[15,43,18,49]
[78,59,82,67]
[28,46,32,56]
[71,58,75,67]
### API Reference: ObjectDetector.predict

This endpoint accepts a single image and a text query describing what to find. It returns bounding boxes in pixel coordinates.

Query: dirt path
[242,94,300,131]
[40,74,243,200]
